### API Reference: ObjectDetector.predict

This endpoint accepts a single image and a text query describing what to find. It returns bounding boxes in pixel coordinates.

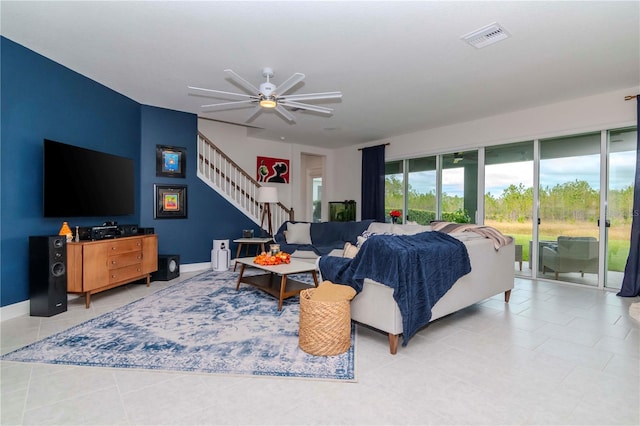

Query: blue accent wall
[1,37,260,308]
[1,37,140,306]
[140,106,259,264]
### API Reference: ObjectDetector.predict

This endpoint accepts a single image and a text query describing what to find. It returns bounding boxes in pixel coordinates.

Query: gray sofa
[318,222,515,354]
[542,236,599,279]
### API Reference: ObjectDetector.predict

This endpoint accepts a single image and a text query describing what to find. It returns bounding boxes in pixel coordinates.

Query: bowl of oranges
[254,251,291,266]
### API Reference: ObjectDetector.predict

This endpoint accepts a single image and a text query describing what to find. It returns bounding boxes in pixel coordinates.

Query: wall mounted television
[43,139,135,217]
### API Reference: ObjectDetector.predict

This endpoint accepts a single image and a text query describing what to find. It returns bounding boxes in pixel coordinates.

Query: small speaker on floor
[152,254,180,281]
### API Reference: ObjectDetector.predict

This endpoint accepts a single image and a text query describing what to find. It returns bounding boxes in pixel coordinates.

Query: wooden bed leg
[388,333,399,355]
[504,289,511,303]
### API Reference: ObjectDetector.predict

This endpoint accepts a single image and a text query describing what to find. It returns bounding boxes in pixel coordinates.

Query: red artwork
[257,156,290,184]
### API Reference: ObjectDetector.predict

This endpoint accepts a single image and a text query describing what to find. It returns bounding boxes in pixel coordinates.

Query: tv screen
[43,139,135,217]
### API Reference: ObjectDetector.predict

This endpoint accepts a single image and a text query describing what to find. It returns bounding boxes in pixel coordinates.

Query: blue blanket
[318,231,471,345]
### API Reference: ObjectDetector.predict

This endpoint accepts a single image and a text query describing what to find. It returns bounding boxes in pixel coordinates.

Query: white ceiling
[2,1,639,149]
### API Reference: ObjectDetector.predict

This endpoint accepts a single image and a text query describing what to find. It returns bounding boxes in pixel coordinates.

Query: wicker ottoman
[299,284,356,356]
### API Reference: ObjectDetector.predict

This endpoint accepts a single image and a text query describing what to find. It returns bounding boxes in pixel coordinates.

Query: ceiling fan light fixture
[260,96,277,109]
[191,68,341,123]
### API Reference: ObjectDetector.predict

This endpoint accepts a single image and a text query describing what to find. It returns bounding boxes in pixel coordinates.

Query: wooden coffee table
[235,257,319,310]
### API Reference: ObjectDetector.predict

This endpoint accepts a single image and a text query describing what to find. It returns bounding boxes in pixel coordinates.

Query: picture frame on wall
[154,184,188,219]
[256,156,290,183]
[156,145,186,178]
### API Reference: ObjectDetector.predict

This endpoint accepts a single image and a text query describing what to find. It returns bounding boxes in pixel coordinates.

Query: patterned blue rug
[2,270,356,381]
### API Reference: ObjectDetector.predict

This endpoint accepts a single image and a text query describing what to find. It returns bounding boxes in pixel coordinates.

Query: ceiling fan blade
[188,86,254,100]
[201,99,256,112]
[224,69,260,95]
[279,100,333,114]
[279,91,343,101]
[245,106,263,122]
[275,105,296,123]
[274,73,305,96]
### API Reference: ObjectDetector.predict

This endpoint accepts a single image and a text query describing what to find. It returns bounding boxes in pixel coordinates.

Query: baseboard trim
[0,262,214,322]
[181,262,211,273]
[0,300,30,322]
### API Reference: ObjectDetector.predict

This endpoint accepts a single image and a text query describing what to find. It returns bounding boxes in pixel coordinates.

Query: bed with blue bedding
[318,231,471,345]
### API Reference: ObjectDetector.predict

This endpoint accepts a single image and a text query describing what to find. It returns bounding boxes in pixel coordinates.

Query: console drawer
[108,251,143,270]
[108,264,144,284]
[107,238,143,255]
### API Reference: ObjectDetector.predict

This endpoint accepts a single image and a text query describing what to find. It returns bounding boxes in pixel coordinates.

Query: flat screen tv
[43,139,135,217]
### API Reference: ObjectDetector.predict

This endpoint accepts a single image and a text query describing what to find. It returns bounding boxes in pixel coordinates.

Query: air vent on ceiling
[461,23,510,48]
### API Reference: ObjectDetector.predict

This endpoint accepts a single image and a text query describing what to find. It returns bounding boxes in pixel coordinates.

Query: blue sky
[405,152,635,198]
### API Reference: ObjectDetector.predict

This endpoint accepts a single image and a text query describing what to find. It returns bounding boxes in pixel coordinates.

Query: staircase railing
[197,132,294,234]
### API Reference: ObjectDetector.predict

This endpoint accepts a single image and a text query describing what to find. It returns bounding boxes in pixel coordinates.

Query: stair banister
[197,132,294,234]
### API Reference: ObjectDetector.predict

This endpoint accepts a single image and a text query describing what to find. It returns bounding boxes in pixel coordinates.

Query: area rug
[2,270,356,381]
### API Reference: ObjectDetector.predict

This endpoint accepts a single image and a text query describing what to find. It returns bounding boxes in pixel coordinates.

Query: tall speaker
[29,236,68,317]
[152,254,180,281]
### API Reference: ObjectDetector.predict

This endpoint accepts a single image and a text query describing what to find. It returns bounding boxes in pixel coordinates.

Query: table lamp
[257,186,278,237]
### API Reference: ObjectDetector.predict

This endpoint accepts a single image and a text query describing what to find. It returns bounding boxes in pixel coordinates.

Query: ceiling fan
[188,68,342,123]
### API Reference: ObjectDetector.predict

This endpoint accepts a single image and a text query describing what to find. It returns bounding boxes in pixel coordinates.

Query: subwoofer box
[152,254,180,281]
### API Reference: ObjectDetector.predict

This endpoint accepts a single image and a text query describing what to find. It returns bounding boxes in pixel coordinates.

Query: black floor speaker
[152,254,180,281]
[29,235,68,317]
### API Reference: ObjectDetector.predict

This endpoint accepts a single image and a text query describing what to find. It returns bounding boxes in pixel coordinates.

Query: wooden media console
[67,235,158,308]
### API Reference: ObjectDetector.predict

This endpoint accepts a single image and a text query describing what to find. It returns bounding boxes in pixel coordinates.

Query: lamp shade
[257,186,278,203]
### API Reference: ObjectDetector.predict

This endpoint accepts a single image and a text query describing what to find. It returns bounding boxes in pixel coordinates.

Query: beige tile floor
[1,270,639,425]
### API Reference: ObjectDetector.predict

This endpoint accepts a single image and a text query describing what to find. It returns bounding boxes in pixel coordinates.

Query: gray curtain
[361,144,386,222]
[618,95,640,297]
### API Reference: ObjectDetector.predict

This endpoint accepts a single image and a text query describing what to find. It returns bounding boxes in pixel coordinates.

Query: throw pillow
[285,222,312,245]
[342,242,360,258]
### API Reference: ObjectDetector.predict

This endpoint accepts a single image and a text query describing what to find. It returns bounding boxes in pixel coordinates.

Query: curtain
[361,144,386,222]
[618,95,640,297]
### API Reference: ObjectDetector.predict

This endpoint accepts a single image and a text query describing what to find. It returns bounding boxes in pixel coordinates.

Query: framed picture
[154,184,188,219]
[156,145,186,178]
[257,156,290,184]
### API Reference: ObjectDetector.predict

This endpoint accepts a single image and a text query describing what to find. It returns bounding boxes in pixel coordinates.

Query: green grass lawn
[510,233,630,272]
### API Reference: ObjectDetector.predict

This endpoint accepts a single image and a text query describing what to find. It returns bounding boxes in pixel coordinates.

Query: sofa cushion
[391,223,432,235]
[286,222,312,244]
[342,242,360,258]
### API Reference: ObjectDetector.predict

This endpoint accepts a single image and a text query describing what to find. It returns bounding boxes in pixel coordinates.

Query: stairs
[197,132,294,233]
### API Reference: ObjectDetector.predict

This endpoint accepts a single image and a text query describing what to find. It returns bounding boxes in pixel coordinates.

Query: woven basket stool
[299,286,355,356]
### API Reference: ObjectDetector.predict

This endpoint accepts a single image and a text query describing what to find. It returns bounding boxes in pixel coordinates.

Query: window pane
[441,151,477,223]
[385,160,404,222]
[407,156,436,225]
[312,177,322,222]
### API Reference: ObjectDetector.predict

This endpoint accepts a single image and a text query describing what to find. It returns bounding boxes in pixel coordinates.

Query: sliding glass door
[385,126,637,289]
[485,142,534,277]
[606,128,637,289]
[538,133,601,286]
